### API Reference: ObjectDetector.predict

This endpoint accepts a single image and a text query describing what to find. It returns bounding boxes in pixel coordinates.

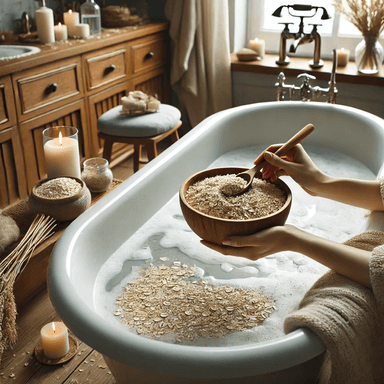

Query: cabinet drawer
[14,58,82,118]
[85,48,127,91]
[131,37,165,75]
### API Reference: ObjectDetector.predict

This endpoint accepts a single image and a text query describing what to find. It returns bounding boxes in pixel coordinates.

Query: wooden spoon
[223,123,315,196]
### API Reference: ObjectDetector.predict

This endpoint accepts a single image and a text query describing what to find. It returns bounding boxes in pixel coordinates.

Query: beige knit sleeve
[370,245,384,317]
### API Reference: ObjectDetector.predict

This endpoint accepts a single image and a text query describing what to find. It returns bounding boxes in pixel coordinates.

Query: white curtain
[165,0,233,128]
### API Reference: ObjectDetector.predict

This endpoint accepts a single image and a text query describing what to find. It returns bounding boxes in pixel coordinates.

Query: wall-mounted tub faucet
[273,4,331,68]
[275,49,338,103]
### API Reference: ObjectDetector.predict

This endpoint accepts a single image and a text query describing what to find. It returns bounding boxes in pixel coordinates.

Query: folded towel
[121,91,161,115]
[284,230,384,384]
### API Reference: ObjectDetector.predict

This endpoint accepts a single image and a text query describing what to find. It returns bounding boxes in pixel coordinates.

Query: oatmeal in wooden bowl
[179,167,292,245]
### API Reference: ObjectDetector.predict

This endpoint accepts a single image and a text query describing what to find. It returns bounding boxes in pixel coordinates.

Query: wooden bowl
[179,167,292,245]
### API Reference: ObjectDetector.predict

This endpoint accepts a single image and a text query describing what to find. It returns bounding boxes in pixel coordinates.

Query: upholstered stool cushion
[97,104,181,138]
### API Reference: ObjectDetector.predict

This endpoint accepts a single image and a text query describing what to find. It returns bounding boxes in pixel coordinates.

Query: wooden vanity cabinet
[0,75,27,208]
[0,23,170,206]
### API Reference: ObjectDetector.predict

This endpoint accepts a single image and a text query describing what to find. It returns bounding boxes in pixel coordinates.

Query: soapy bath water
[94,144,376,346]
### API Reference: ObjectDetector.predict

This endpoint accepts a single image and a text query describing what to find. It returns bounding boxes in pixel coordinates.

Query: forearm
[287,226,372,288]
[311,175,383,212]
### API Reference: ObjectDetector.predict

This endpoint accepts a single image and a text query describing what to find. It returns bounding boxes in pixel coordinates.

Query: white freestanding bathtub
[48,102,384,383]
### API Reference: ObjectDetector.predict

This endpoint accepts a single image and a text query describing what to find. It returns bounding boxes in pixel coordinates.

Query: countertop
[0,22,168,78]
[232,53,384,87]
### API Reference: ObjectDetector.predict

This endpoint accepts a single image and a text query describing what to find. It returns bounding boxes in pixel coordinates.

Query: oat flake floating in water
[114,262,276,343]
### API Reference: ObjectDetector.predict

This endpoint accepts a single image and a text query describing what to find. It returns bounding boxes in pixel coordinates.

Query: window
[248,0,363,60]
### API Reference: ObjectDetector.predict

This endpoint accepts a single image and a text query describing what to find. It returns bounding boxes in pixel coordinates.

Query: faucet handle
[278,22,294,30]
[297,73,316,84]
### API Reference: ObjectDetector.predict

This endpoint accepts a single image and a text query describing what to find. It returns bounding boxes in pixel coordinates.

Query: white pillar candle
[36,3,55,44]
[54,22,68,41]
[337,48,350,67]
[249,38,265,59]
[40,322,70,359]
[44,132,81,179]
[75,23,90,39]
[63,9,79,37]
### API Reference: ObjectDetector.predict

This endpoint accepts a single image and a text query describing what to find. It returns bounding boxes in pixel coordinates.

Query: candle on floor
[337,48,350,67]
[75,23,90,39]
[54,22,68,41]
[40,322,70,359]
[43,126,81,179]
[63,9,79,37]
[249,38,265,59]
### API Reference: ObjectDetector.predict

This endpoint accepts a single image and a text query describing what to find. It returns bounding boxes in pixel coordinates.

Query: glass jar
[80,0,101,34]
[81,158,113,193]
[355,36,384,74]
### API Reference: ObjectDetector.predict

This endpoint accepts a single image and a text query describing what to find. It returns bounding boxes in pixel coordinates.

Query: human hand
[200,225,293,261]
[254,144,326,196]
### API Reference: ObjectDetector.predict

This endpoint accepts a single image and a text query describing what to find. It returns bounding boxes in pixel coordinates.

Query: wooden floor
[1,141,172,383]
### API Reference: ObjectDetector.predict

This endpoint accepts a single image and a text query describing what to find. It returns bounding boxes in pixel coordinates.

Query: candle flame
[52,322,56,333]
[69,9,72,14]
[58,22,62,28]
[59,132,63,146]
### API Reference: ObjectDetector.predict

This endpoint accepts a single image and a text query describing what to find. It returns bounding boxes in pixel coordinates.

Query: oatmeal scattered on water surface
[185,174,286,220]
[114,262,275,343]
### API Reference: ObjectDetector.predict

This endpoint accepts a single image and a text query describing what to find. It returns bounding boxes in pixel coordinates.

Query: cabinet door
[131,67,169,103]
[87,81,132,159]
[19,100,88,192]
[0,126,28,208]
[0,75,17,131]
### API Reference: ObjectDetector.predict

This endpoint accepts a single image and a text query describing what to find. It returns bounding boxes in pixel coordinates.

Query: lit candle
[44,132,81,179]
[40,322,70,359]
[54,22,68,41]
[75,23,90,39]
[63,9,79,37]
[249,38,265,59]
[337,48,350,67]
[35,1,55,44]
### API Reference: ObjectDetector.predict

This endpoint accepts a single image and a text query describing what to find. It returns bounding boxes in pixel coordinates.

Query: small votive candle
[75,23,90,39]
[337,48,350,67]
[54,22,67,41]
[40,322,70,359]
[249,38,265,59]
[63,9,79,37]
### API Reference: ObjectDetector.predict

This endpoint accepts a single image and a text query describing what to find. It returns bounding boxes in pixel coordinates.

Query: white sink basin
[0,45,40,61]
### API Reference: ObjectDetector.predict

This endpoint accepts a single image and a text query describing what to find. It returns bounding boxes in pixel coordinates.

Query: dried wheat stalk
[0,215,56,365]
[333,0,384,36]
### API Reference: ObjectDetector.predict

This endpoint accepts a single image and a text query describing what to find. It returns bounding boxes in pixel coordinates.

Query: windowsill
[231,53,384,87]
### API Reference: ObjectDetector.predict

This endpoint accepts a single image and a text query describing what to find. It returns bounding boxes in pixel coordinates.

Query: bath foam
[94,144,375,346]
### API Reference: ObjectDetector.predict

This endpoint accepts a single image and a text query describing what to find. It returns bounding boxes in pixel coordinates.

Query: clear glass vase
[355,36,384,74]
[80,0,101,35]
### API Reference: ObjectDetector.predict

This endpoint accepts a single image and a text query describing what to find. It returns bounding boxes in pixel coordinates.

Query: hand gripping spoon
[223,123,315,196]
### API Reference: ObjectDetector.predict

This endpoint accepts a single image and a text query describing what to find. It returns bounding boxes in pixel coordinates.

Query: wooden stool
[97,104,182,172]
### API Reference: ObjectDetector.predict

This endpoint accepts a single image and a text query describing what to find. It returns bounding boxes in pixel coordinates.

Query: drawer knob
[145,52,154,60]
[45,83,58,94]
[104,64,116,75]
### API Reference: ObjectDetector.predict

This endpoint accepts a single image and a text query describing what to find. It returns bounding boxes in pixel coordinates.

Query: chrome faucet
[275,49,338,103]
[273,4,331,68]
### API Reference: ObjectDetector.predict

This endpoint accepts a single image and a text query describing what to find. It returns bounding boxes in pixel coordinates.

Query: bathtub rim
[48,101,384,379]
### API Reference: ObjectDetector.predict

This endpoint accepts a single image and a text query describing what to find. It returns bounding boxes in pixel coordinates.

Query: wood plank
[63,350,116,384]
[231,53,384,87]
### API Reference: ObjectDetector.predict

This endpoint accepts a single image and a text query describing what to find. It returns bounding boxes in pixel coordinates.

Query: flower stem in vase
[355,36,384,74]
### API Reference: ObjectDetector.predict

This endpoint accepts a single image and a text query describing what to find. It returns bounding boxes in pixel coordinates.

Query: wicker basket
[101,6,143,28]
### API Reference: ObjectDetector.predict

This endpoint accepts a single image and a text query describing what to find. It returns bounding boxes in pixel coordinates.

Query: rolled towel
[121,91,161,114]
